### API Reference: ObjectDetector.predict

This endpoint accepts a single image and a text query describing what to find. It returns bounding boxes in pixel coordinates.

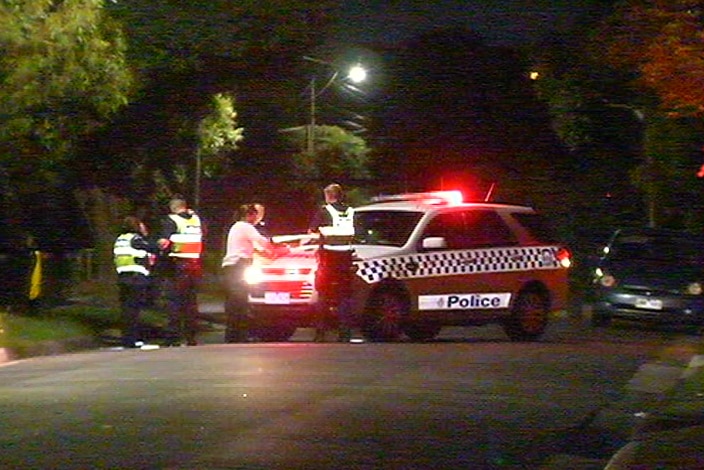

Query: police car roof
[359,191,534,212]
[357,201,535,213]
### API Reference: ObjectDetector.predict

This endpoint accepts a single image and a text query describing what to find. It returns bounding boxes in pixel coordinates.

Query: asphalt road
[0,318,696,469]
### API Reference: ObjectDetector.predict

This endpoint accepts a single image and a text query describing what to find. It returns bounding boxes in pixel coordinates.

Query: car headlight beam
[687,282,703,295]
[244,265,263,285]
[599,273,616,288]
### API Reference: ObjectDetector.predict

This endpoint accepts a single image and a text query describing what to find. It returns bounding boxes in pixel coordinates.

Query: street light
[304,57,367,155]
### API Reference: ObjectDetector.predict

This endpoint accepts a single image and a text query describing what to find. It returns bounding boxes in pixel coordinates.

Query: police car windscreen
[354,211,424,247]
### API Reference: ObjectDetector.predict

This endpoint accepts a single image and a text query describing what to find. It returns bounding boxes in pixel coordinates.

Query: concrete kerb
[681,354,704,379]
[635,354,704,434]
[0,336,100,366]
[602,352,704,469]
[545,338,704,469]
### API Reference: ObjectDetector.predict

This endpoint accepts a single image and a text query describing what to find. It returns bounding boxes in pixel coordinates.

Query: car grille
[261,267,313,276]
[249,281,314,300]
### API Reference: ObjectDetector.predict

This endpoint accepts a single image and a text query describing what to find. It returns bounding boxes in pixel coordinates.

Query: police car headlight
[687,282,703,295]
[244,266,263,285]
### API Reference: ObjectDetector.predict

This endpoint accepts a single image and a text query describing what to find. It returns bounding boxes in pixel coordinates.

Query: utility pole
[194,149,202,208]
[302,56,367,157]
[308,77,316,155]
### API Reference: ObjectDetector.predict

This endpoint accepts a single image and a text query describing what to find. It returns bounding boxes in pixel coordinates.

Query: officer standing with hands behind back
[157,197,204,346]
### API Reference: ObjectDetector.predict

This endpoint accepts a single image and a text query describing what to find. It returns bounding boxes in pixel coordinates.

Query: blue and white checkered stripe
[354,246,562,284]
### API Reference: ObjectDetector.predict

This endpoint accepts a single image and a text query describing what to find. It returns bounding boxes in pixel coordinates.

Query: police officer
[157,198,204,346]
[114,216,159,348]
[308,183,354,236]
[309,183,356,342]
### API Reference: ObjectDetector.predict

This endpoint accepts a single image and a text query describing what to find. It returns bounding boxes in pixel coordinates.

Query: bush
[0,310,92,348]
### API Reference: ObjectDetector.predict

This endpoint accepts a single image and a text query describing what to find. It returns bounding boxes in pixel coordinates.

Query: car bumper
[592,290,704,325]
[248,303,317,326]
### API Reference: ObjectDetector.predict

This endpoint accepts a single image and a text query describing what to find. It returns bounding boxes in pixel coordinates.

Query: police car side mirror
[422,237,447,250]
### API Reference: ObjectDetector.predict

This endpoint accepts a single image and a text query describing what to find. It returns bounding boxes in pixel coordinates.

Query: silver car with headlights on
[590,227,704,330]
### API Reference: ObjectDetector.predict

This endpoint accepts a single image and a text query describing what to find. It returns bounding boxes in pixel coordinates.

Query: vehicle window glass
[511,212,561,243]
[462,210,517,248]
[421,210,517,249]
[611,232,704,264]
[422,212,464,249]
[354,211,423,247]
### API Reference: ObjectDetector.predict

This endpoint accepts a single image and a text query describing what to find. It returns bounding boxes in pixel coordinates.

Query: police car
[246,190,572,342]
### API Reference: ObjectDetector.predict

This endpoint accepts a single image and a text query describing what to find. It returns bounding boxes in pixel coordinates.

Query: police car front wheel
[251,325,297,342]
[402,322,442,342]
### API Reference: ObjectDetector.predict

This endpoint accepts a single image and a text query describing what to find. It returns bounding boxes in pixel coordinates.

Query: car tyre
[362,290,406,342]
[503,289,549,342]
[403,321,442,342]
[591,311,612,328]
[251,325,297,342]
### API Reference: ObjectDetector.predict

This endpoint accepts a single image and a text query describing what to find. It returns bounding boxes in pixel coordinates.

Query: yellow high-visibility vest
[114,233,150,275]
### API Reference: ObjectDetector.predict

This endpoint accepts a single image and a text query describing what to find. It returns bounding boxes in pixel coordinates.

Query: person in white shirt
[221,203,273,343]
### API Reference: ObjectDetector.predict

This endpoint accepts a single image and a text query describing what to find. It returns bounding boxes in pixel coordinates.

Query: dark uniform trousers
[117,273,151,347]
[163,259,201,345]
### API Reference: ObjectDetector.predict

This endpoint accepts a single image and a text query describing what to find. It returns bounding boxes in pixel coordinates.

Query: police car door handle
[406,261,419,272]
[511,255,524,261]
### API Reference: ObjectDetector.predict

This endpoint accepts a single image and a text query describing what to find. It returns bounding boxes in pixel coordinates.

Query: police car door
[415,209,519,314]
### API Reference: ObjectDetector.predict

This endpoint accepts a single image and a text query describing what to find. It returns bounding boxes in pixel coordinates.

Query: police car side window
[422,213,463,250]
[462,210,517,248]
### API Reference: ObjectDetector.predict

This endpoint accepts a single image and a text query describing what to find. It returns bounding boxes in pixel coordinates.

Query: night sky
[331,0,609,46]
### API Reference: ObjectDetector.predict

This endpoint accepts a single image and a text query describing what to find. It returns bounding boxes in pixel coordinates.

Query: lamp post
[307,76,318,155]
[304,57,367,156]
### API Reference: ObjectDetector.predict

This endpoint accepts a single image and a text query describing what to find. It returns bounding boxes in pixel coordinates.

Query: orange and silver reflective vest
[168,213,203,259]
[114,233,151,276]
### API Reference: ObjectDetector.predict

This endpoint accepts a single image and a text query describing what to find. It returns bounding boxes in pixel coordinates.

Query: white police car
[247,190,572,342]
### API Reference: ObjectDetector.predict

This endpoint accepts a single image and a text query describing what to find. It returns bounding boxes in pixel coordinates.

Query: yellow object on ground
[29,251,42,301]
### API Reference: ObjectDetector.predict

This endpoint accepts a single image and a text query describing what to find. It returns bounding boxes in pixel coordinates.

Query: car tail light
[556,248,572,268]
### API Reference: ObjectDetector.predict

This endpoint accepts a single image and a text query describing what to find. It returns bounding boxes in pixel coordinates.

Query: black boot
[313,328,327,342]
[337,328,351,343]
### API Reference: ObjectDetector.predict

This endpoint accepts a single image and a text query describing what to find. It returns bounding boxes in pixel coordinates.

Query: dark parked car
[590,227,704,330]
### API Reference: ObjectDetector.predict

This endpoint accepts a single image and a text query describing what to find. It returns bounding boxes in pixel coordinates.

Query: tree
[194,92,244,207]
[75,1,340,208]
[529,1,704,231]
[106,0,337,73]
[0,0,134,256]
[589,0,704,228]
[285,124,372,206]
[0,0,133,170]
[594,0,704,117]
[293,126,370,181]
